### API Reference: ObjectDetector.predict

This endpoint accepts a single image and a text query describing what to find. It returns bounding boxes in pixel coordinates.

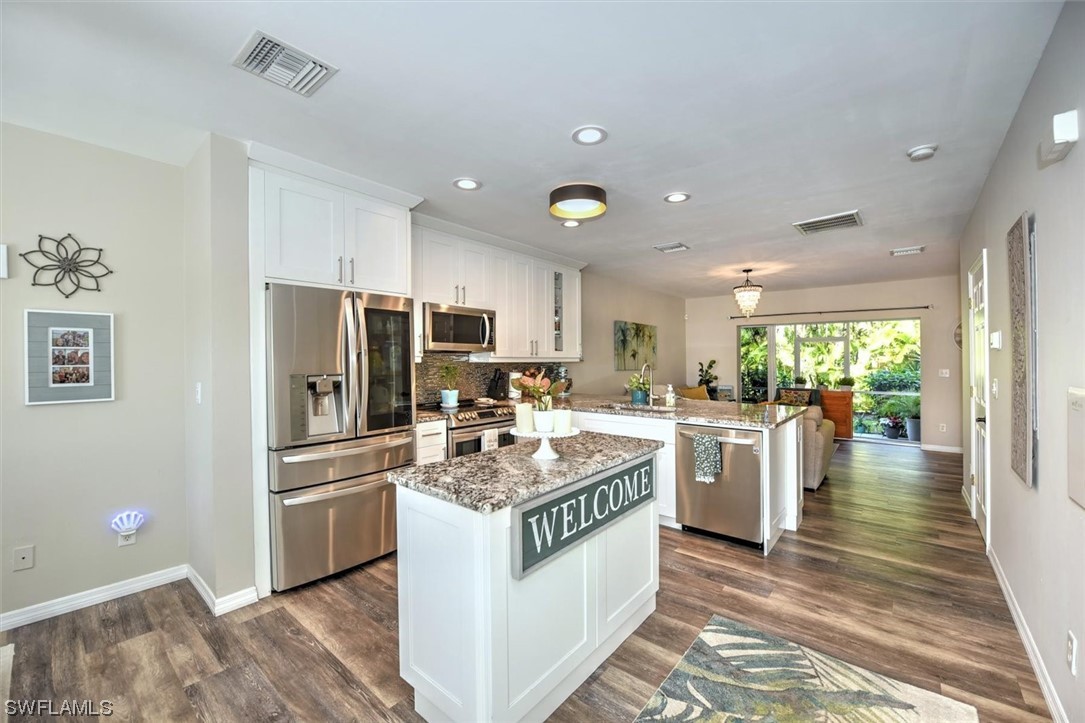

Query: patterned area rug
[636,615,978,722]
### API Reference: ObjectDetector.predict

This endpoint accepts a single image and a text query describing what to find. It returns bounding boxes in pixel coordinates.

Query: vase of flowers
[512,368,568,432]
[628,372,651,405]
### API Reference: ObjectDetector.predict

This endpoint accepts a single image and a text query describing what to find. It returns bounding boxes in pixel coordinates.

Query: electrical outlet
[992,378,999,399]
[939,368,950,378]
[117,532,136,547]
[939,423,947,432]
[195,382,202,405]
[1069,631,1078,676]
[13,545,35,571]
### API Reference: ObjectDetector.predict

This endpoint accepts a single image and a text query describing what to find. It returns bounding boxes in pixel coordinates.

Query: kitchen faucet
[640,363,654,402]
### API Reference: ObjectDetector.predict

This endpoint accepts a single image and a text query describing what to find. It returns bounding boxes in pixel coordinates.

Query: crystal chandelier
[733,268,763,317]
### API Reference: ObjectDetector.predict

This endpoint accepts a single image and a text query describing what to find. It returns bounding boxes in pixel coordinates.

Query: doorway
[968,251,990,546]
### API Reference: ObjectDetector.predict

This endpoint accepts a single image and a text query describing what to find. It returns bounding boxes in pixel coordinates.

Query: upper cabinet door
[458,241,492,310]
[265,174,344,285]
[345,193,409,295]
[553,265,581,360]
[418,230,459,305]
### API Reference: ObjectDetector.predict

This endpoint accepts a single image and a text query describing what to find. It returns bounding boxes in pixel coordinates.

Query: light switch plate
[990,331,1003,349]
[939,369,950,378]
[1069,388,1085,509]
[992,379,999,399]
[0,244,8,279]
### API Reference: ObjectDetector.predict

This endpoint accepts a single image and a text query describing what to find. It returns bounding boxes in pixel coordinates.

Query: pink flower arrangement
[512,368,568,410]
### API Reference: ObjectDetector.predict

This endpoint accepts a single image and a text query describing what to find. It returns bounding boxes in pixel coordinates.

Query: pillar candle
[553,409,573,434]
[515,403,535,433]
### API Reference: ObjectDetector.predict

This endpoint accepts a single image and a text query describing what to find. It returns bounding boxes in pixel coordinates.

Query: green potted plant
[438,364,460,408]
[628,372,651,405]
[697,359,719,400]
[839,375,855,391]
[878,398,907,439]
[901,396,921,442]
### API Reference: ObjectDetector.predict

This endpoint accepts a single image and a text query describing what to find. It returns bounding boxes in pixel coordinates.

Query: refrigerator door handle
[281,478,387,506]
[281,438,413,464]
[343,293,359,437]
[356,296,370,435]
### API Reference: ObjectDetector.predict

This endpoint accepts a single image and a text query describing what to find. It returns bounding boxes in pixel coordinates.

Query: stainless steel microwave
[423,303,496,353]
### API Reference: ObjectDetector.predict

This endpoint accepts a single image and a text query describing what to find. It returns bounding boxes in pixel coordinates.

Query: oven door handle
[450,425,515,444]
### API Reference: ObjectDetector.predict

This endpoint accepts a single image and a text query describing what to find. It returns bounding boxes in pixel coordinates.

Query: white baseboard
[960,484,974,515]
[0,564,259,632]
[0,565,188,632]
[185,567,259,617]
[921,443,964,453]
[989,550,1067,723]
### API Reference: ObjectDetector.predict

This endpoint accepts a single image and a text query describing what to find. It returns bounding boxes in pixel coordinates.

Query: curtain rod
[727,304,932,321]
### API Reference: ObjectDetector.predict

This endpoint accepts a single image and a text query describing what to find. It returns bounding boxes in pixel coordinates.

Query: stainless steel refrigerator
[266,283,415,591]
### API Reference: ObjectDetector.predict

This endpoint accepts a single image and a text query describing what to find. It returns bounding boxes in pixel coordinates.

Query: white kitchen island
[387,432,663,723]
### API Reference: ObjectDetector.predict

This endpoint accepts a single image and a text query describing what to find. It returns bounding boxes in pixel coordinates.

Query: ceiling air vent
[792,209,864,236]
[653,242,690,254]
[233,32,338,97]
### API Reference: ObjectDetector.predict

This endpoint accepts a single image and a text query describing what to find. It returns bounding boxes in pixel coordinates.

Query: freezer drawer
[269,432,414,493]
[675,425,763,545]
[271,471,398,591]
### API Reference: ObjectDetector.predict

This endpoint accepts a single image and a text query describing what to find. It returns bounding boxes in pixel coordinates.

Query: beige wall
[183,134,255,597]
[1,124,187,613]
[958,5,1085,719]
[572,270,687,395]
[685,275,963,448]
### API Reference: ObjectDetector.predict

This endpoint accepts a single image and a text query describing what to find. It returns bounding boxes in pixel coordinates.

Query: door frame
[967,249,991,548]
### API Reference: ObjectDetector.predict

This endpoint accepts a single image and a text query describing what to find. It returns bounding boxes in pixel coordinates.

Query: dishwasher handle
[678,430,758,445]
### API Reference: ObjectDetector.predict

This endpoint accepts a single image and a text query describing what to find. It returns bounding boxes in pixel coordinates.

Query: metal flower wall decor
[19,234,114,298]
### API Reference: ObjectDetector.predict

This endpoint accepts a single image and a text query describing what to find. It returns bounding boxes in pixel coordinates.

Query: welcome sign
[512,457,655,578]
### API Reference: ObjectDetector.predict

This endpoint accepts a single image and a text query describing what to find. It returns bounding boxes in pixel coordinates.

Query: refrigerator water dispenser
[289,373,345,441]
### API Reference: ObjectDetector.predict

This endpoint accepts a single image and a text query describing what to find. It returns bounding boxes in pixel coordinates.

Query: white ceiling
[1,2,1061,297]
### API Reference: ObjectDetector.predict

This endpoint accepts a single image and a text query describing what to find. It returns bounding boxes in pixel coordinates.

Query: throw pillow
[778,389,813,406]
[678,385,710,400]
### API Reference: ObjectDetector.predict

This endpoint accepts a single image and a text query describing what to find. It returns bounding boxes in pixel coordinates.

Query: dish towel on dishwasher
[482,428,500,451]
[693,434,722,483]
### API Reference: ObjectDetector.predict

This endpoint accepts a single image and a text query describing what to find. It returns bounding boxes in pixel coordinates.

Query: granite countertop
[416,410,448,423]
[554,394,806,429]
[388,431,663,514]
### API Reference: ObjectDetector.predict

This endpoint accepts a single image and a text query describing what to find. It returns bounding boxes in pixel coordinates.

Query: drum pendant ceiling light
[549,183,607,221]
[733,269,763,317]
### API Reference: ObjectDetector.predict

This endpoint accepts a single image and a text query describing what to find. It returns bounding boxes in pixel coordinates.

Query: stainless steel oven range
[418,400,518,458]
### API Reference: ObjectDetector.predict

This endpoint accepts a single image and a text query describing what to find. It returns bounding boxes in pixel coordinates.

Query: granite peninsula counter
[553,394,805,551]
[388,432,663,723]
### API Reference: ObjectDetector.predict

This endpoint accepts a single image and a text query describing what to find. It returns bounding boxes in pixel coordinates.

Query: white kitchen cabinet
[264,172,344,286]
[261,168,410,295]
[415,228,494,309]
[345,192,410,295]
[415,419,448,465]
[484,256,580,361]
[572,412,677,523]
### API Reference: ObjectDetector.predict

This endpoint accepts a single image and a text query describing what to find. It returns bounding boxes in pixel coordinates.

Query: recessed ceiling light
[890,245,925,256]
[906,144,938,162]
[571,125,608,145]
[663,192,690,204]
[452,177,481,190]
[562,220,581,228]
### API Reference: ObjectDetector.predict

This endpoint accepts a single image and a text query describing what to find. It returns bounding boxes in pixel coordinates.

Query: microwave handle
[480,314,491,346]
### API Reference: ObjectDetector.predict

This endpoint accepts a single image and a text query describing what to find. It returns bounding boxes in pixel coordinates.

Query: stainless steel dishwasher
[675,424,763,547]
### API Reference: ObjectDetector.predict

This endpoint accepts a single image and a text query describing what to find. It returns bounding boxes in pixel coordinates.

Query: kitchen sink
[600,403,677,413]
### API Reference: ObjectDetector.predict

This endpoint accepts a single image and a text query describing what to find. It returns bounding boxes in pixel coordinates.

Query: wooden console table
[820,390,854,439]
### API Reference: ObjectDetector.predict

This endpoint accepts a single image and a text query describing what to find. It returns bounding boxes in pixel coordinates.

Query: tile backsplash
[414,356,574,405]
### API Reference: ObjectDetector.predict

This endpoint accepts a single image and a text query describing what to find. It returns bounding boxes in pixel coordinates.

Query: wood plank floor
[3,442,1049,721]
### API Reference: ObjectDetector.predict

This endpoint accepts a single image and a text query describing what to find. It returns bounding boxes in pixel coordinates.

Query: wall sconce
[1040,109,1078,163]
[111,510,145,546]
